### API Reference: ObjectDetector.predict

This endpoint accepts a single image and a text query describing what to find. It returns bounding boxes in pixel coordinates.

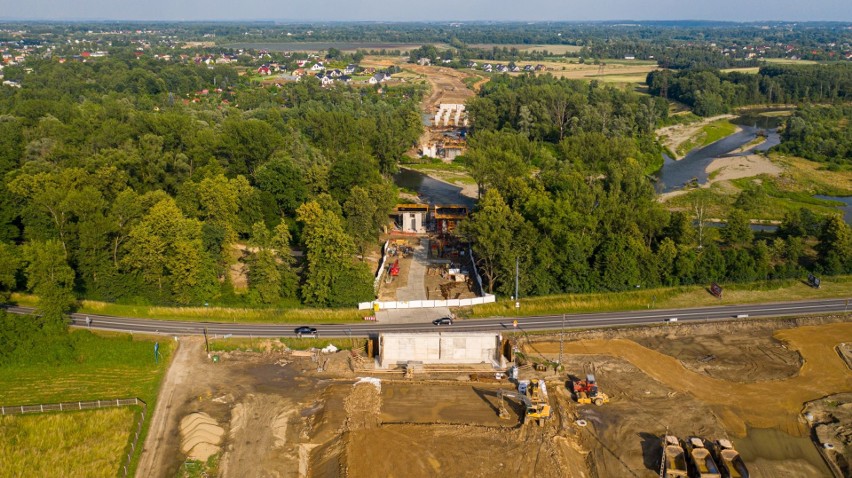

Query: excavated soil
[137,316,851,478]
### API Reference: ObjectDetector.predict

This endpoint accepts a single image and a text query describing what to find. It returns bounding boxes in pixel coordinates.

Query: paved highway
[4,297,850,338]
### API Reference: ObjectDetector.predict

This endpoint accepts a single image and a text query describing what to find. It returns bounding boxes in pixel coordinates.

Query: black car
[432,317,453,326]
[294,326,318,336]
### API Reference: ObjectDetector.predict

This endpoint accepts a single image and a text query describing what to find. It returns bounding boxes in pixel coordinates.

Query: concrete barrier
[359,294,495,311]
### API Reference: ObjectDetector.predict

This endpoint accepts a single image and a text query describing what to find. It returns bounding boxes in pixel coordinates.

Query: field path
[136,337,204,478]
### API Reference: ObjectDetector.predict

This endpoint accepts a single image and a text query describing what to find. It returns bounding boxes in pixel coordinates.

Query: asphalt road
[4,297,850,338]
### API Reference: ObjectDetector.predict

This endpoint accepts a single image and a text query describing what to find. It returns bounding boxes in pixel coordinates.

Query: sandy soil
[706,154,783,183]
[656,115,736,159]
[527,318,852,478]
[136,337,202,478]
[657,154,783,203]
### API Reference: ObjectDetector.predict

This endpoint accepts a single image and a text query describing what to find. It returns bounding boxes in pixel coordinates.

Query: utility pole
[514,257,520,310]
[558,314,565,368]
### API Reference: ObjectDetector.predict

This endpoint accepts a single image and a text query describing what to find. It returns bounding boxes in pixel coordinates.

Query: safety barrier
[358,294,496,311]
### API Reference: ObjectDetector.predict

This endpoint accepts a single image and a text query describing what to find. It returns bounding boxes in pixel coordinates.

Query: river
[393,168,477,209]
[656,114,783,193]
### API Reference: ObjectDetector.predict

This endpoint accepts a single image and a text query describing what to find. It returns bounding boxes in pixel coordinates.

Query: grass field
[0,329,172,475]
[675,119,737,157]
[0,408,135,478]
[0,329,171,405]
[469,275,852,318]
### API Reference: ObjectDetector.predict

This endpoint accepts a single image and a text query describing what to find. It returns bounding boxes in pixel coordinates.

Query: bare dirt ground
[136,316,851,478]
[705,154,783,183]
[526,316,852,477]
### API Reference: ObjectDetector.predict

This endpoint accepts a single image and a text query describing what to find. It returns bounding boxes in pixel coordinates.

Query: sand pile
[179,412,225,461]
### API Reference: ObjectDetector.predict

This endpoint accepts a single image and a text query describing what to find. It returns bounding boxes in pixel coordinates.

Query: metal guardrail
[0,397,147,477]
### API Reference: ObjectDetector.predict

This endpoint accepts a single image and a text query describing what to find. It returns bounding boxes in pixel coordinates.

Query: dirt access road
[136,337,203,478]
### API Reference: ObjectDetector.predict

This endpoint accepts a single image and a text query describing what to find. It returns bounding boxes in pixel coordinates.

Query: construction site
[137,314,852,478]
[376,206,479,304]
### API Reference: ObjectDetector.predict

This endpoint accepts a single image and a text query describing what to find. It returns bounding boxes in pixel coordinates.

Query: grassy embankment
[468,275,852,318]
[11,293,368,324]
[675,119,737,157]
[0,329,173,475]
[208,336,366,353]
[0,408,135,478]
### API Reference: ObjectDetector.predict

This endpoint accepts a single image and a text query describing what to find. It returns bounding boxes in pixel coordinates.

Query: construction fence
[0,397,147,478]
[358,294,496,311]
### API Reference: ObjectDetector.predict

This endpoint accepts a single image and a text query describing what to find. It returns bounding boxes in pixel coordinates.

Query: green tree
[297,201,371,306]
[23,240,76,326]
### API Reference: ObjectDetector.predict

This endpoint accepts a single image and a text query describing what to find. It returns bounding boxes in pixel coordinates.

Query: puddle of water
[735,427,833,477]
[814,195,852,224]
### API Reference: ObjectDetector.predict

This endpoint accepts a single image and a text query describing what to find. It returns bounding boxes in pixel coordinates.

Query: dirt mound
[179,412,224,461]
[804,393,852,477]
[345,379,382,430]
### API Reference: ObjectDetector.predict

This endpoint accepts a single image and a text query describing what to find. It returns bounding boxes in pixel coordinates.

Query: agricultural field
[0,329,172,475]
[0,329,171,405]
[0,408,135,478]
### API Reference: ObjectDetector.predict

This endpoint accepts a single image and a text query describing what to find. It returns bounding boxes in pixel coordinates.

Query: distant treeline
[647,63,852,116]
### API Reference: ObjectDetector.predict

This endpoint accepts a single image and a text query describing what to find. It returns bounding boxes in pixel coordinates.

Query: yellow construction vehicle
[571,372,610,406]
[498,379,551,426]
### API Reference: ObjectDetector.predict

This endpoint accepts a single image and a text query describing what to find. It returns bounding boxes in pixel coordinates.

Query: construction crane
[497,379,551,426]
[570,364,610,406]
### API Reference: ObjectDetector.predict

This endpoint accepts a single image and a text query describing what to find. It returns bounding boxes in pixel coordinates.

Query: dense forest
[647,63,852,116]
[0,56,422,323]
[459,75,852,297]
[775,105,852,167]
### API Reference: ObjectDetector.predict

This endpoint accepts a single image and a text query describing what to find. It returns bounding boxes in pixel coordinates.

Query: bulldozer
[570,366,610,406]
[498,379,551,426]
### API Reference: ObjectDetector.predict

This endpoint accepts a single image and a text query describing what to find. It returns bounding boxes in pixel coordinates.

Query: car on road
[294,326,318,336]
[432,317,454,326]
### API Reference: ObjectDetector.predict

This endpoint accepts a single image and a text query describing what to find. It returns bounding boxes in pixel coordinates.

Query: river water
[393,168,477,209]
[656,114,783,194]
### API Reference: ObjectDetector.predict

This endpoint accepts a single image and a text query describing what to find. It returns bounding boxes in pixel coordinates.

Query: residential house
[369,72,390,84]
[344,64,358,75]
[467,61,478,68]
[310,62,325,71]
[329,69,343,78]
[495,64,507,72]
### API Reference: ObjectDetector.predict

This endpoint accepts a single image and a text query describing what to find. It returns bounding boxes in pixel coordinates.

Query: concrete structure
[378,332,505,369]
[394,204,428,234]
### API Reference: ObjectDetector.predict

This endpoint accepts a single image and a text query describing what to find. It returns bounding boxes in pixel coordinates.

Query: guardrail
[1,397,147,477]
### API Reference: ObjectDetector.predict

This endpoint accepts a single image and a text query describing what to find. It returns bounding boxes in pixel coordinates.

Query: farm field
[0,330,171,405]
[0,408,135,478]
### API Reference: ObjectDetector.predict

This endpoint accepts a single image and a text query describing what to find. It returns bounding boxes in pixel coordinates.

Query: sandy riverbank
[657,114,737,159]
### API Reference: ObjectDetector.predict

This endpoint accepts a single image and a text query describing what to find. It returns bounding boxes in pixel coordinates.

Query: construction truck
[498,379,551,426]
[570,368,610,406]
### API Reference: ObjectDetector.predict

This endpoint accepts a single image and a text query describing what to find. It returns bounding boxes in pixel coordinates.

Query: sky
[1,0,850,22]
